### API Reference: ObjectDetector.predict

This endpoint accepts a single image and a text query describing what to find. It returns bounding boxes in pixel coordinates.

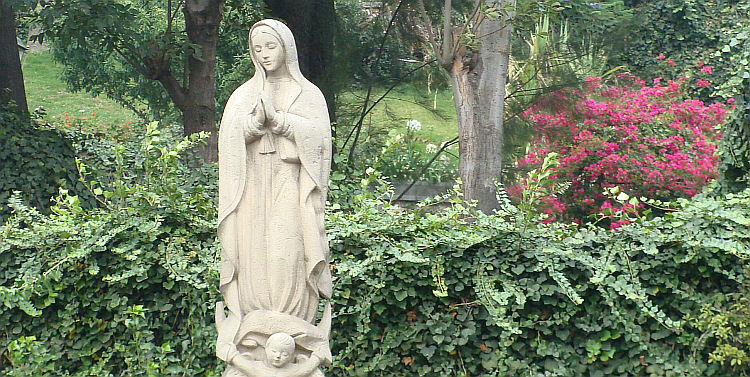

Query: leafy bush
[375,120,457,184]
[514,74,726,227]
[2,122,749,377]
[0,107,97,222]
[0,123,219,376]
[691,263,750,374]
[328,171,750,376]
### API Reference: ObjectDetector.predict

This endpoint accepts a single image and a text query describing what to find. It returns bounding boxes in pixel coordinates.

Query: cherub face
[265,335,295,368]
[251,27,285,75]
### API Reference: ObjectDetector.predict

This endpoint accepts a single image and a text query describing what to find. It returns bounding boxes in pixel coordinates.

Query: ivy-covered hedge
[1,129,748,376]
[0,108,96,222]
[0,125,219,376]
[329,184,750,376]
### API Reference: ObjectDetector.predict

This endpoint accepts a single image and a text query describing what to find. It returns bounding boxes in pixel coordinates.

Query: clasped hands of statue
[245,91,290,139]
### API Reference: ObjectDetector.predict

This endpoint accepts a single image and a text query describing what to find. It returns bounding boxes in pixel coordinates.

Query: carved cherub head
[265,332,295,368]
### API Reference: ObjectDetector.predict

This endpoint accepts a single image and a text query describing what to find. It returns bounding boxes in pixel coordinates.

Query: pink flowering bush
[515,73,726,228]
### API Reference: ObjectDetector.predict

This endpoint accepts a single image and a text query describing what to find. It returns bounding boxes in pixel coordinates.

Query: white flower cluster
[406,119,422,132]
[425,143,437,153]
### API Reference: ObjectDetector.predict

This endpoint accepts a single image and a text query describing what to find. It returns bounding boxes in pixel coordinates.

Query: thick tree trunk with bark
[419,0,513,213]
[0,2,28,113]
[458,0,512,214]
[264,0,336,122]
[441,0,512,214]
[156,0,223,162]
[182,0,222,162]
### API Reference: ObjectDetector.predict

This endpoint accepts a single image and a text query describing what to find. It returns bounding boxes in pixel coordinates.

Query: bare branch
[448,0,482,59]
[441,0,452,64]
[342,59,436,150]
[416,0,445,67]
[348,0,406,162]
[395,136,459,201]
[167,0,185,34]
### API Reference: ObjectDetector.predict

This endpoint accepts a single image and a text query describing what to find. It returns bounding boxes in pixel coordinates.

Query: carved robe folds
[216,19,332,377]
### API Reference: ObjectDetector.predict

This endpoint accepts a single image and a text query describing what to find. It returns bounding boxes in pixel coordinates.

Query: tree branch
[159,72,188,110]
[448,0,482,59]
[348,0,406,162]
[341,59,436,150]
[441,0,452,65]
[395,136,459,201]
[416,0,445,68]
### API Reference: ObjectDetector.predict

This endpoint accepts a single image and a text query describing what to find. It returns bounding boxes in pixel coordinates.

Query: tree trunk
[451,0,513,214]
[181,0,223,162]
[264,0,336,123]
[0,2,28,114]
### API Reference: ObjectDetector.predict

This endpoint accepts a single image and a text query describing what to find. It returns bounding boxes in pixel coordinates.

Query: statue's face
[265,341,294,368]
[252,27,285,75]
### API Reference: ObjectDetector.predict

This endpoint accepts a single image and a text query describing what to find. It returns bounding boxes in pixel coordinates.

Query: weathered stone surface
[216,19,332,377]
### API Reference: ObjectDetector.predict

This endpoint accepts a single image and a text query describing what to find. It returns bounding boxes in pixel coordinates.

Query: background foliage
[514,73,725,226]
[715,18,750,192]
[1,130,749,376]
[0,106,96,222]
[611,0,749,102]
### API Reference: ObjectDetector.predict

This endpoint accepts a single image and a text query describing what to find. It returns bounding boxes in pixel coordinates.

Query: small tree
[35,0,229,162]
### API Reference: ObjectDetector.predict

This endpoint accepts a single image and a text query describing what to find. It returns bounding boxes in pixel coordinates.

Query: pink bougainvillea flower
[515,73,725,227]
[656,55,666,60]
[701,66,713,74]
[727,98,735,104]
[666,60,675,66]
[653,77,661,84]
[696,79,710,88]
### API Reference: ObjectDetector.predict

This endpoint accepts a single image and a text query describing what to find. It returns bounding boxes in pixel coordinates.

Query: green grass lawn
[22,50,139,135]
[339,83,458,145]
[22,49,458,145]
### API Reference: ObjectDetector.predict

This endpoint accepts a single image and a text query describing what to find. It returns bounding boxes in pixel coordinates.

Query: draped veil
[215,19,332,374]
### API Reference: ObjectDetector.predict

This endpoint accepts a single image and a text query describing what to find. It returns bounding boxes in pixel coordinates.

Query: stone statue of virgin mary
[215,19,332,377]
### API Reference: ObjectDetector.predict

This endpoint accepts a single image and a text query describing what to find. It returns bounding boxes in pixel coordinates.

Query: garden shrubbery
[1,123,749,376]
[0,106,97,222]
[514,73,726,227]
[1,123,219,376]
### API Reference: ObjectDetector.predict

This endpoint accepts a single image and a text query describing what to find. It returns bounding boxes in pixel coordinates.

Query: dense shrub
[612,1,749,102]
[715,19,750,193]
[0,108,97,222]
[515,74,726,227]
[1,127,748,376]
[1,124,219,376]
[328,177,749,376]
